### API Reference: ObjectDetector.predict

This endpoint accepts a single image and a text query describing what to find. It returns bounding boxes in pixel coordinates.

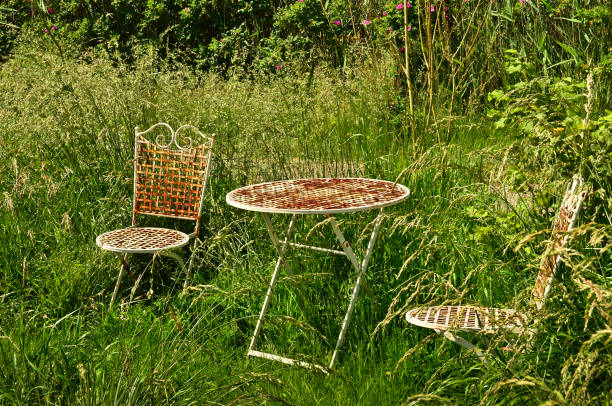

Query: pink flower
[47,7,53,14]
[44,28,49,33]
[382,11,387,16]
[334,20,340,26]
[297,0,303,2]
[388,26,393,32]
[430,5,435,11]
[407,25,412,31]
[275,64,281,70]
[401,47,405,53]
[407,2,411,7]
[363,19,371,25]
[396,3,403,10]
[519,0,526,3]
[51,26,56,30]
[184,7,190,12]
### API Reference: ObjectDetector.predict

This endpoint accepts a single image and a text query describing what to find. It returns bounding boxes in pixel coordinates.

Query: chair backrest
[132,123,215,235]
[532,176,586,309]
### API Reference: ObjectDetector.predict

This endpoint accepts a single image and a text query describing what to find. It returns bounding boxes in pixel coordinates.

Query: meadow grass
[0,44,610,405]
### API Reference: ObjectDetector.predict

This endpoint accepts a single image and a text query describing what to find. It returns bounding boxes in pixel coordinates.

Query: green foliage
[6,0,280,70]
[488,50,611,225]
[1,47,610,404]
[3,0,359,71]
[0,3,26,58]
[3,0,611,114]
[1,0,611,403]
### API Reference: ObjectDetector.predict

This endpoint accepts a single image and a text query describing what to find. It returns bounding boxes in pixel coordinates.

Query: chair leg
[441,330,489,364]
[110,253,129,308]
[183,240,198,294]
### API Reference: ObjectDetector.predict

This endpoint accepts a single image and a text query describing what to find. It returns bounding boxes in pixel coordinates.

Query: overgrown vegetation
[0,0,610,404]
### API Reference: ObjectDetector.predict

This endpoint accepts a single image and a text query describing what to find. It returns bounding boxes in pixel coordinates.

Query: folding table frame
[226,178,410,371]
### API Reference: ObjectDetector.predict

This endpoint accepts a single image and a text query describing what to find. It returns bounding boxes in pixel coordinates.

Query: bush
[2,0,361,72]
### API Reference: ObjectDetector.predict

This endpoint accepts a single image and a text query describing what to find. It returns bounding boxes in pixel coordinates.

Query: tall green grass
[0,43,610,405]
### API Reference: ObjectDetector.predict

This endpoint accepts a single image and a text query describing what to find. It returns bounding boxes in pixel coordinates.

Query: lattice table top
[96,227,190,254]
[226,178,410,214]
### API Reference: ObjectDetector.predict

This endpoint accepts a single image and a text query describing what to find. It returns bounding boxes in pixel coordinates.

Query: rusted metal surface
[134,141,210,220]
[406,305,527,332]
[403,176,586,362]
[404,175,586,364]
[226,178,410,214]
[96,227,190,254]
[100,124,216,307]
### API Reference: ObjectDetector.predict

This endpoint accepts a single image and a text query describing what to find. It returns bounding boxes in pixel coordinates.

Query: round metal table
[227,178,410,371]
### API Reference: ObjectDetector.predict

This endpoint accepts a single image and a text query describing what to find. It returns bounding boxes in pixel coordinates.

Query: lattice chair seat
[405,305,527,332]
[96,227,190,254]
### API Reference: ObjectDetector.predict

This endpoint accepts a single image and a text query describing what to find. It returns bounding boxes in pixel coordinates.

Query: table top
[226,178,410,214]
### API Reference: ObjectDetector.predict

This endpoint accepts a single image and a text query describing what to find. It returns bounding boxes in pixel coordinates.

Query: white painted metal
[160,250,186,269]
[183,241,197,292]
[404,175,586,363]
[443,331,488,364]
[262,211,349,256]
[329,217,362,272]
[288,242,347,256]
[110,253,129,308]
[247,208,390,369]
[261,213,294,277]
[248,350,328,374]
[135,123,210,150]
[194,134,215,236]
[132,124,216,236]
[248,215,296,352]
[329,209,384,368]
[535,176,585,309]
[405,306,527,332]
[96,227,190,254]
[234,179,409,370]
[99,123,215,307]
[226,178,410,215]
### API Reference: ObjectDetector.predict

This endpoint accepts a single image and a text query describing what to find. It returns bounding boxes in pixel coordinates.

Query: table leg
[328,208,385,368]
[260,213,294,277]
[248,214,297,353]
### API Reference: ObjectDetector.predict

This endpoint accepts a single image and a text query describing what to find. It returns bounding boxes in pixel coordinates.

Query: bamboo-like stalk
[402,0,416,146]
[424,0,434,129]
[579,71,594,175]
[417,0,440,143]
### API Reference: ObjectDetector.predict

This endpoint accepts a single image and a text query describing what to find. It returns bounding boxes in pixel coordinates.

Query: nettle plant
[488,50,611,172]
[488,50,586,138]
[488,50,611,227]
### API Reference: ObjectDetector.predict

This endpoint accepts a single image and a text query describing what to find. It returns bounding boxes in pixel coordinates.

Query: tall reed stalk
[402,1,416,147]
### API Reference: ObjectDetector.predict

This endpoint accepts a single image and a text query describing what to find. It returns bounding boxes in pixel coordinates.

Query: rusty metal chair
[97,123,215,307]
[405,176,586,362]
